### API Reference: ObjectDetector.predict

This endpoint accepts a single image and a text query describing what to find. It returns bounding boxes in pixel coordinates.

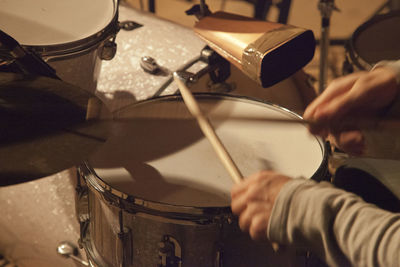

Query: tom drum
[345,11,400,72]
[0,0,120,91]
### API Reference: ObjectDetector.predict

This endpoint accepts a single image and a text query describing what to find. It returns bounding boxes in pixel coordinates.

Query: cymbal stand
[317,0,338,93]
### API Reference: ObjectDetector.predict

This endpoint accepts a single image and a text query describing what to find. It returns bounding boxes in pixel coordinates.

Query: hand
[230,171,291,240]
[304,67,399,155]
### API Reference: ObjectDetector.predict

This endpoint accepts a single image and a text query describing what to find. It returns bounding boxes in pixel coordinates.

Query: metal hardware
[185,3,211,19]
[119,20,143,31]
[215,247,223,267]
[116,206,133,267]
[116,226,133,267]
[317,0,340,93]
[57,242,89,266]
[140,56,161,74]
[158,235,182,267]
[99,37,117,60]
[174,70,198,85]
[199,46,231,84]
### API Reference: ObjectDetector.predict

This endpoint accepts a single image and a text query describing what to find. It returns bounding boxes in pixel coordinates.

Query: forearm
[268,178,400,267]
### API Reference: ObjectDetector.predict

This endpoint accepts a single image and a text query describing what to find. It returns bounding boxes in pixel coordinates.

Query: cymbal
[0,72,110,186]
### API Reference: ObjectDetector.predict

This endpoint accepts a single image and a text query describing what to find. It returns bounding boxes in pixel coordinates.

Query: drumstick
[173,72,243,184]
[173,72,280,252]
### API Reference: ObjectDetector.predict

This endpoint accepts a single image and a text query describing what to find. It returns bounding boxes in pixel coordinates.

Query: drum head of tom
[348,11,400,70]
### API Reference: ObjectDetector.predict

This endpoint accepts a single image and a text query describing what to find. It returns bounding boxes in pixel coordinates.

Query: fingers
[231,170,274,200]
[231,171,291,241]
[238,201,271,240]
[311,88,356,127]
[304,68,399,152]
[231,171,271,215]
[331,130,365,155]
[304,72,365,136]
[304,72,365,120]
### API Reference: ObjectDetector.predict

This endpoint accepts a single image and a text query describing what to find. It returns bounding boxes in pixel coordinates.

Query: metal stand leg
[250,0,292,23]
[149,0,155,13]
[277,0,292,23]
[317,0,338,94]
[253,0,271,20]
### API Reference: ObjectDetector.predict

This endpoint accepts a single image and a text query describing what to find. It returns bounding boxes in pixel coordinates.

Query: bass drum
[344,11,400,73]
[78,94,328,267]
[0,0,119,91]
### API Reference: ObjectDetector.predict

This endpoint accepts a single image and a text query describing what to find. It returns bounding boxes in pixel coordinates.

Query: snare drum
[78,94,327,267]
[0,0,119,91]
[345,11,400,72]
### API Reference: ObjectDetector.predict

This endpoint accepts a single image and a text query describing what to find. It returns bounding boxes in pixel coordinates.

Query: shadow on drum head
[90,118,205,164]
[89,116,234,206]
[107,161,232,207]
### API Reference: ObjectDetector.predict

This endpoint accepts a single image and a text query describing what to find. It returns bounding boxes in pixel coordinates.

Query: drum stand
[317,0,338,94]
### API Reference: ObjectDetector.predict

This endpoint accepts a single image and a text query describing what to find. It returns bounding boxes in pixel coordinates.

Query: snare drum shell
[80,168,304,267]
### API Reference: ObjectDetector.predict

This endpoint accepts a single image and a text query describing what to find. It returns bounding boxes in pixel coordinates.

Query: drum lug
[158,235,182,267]
[100,39,117,61]
[215,244,223,267]
[117,226,133,267]
[76,171,90,224]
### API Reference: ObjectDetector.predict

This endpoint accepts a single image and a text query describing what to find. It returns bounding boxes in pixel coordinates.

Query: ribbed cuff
[267,177,316,243]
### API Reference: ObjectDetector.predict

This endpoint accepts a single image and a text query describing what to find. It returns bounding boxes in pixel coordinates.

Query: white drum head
[89,95,325,207]
[0,0,115,45]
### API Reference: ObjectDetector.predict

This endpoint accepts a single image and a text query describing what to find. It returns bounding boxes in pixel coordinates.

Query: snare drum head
[89,95,325,207]
[0,0,115,45]
[350,12,400,68]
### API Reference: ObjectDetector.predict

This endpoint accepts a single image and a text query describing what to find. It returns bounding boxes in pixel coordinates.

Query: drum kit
[0,0,399,267]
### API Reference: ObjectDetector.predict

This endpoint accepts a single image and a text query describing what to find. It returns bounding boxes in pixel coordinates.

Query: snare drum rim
[83,93,327,218]
[80,162,232,221]
[22,0,120,60]
[348,11,400,70]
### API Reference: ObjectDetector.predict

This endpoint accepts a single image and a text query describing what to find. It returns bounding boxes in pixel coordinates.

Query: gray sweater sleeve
[268,178,400,267]
[267,60,400,266]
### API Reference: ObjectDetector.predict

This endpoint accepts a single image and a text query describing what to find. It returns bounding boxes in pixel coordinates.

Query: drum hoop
[348,11,400,70]
[23,0,120,60]
[81,163,232,221]
[83,93,327,218]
